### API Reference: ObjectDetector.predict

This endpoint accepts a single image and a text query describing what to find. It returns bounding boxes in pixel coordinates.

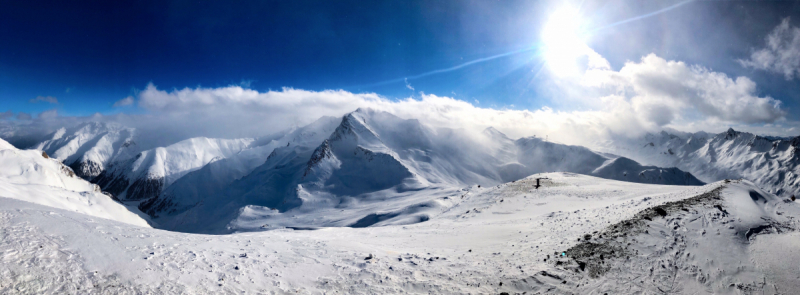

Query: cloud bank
[739,17,800,80]
[583,54,785,126]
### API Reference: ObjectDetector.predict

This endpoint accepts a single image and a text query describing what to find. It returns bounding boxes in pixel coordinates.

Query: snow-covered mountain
[94,136,259,201]
[0,137,149,227]
[603,128,800,198]
[137,109,702,233]
[5,110,800,293]
[3,109,702,233]
[33,122,140,179]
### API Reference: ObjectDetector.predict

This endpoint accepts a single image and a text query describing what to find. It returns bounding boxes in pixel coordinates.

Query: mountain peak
[724,128,738,140]
[304,139,334,178]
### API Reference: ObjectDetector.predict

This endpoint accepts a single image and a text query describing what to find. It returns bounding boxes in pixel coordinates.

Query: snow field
[6,173,796,294]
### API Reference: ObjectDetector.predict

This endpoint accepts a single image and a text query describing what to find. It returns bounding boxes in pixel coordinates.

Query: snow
[0,138,149,227]
[750,232,800,292]
[3,109,799,293]
[1,172,798,294]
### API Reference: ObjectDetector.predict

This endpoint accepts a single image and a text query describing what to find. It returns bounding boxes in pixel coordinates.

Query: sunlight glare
[541,6,587,76]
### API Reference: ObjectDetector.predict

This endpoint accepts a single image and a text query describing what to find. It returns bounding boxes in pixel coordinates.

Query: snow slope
[1,173,797,294]
[138,109,702,234]
[0,138,148,227]
[601,128,800,197]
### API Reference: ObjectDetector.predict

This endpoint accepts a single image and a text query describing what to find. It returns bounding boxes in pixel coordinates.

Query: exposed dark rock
[559,186,726,278]
[138,194,176,218]
[303,139,333,177]
[725,128,738,140]
[68,160,104,180]
[94,170,129,198]
[126,177,164,201]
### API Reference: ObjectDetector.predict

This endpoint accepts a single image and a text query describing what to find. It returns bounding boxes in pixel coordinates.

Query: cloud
[581,54,785,126]
[1,44,795,151]
[404,78,414,91]
[113,96,135,107]
[29,96,58,104]
[738,17,800,80]
[16,112,32,120]
[238,80,254,88]
[127,82,688,147]
[37,109,58,120]
[1,75,796,153]
[0,111,12,120]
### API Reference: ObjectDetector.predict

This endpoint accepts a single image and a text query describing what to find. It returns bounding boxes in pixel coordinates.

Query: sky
[1,0,800,146]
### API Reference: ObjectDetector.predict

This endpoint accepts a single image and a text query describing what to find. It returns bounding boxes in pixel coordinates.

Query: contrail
[353,0,694,89]
[350,45,541,89]
[588,0,694,33]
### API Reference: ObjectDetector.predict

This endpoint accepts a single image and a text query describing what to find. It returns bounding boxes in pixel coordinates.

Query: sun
[541,6,587,76]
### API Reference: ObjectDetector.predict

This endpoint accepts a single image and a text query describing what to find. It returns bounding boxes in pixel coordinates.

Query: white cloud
[739,17,800,80]
[122,46,793,147]
[29,96,58,104]
[112,96,135,107]
[129,83,671,147]
[582,54,785,126]
[0,111,12,120]
[404,78,414,91]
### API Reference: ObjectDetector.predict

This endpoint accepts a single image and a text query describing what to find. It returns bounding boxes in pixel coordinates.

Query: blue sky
[1,0,799,140]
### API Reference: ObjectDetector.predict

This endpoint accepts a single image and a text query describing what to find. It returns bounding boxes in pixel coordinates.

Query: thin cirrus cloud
[29,96,58,104]
[739,17,800,80]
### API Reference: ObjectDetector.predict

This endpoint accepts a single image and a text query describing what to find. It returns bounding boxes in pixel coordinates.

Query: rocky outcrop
[68,160,104,180]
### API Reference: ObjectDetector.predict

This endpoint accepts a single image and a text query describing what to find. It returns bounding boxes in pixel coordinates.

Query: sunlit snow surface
[2,172,798,294]
[0,139,148,227]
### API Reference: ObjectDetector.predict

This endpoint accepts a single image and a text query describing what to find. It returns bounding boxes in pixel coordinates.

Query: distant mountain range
[601,128,800,198]
[12,109,712,233]
[18,109,797,234]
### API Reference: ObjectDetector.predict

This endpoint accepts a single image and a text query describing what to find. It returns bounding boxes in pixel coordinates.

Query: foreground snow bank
[0,138,149,227]
[0,173,797,294]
